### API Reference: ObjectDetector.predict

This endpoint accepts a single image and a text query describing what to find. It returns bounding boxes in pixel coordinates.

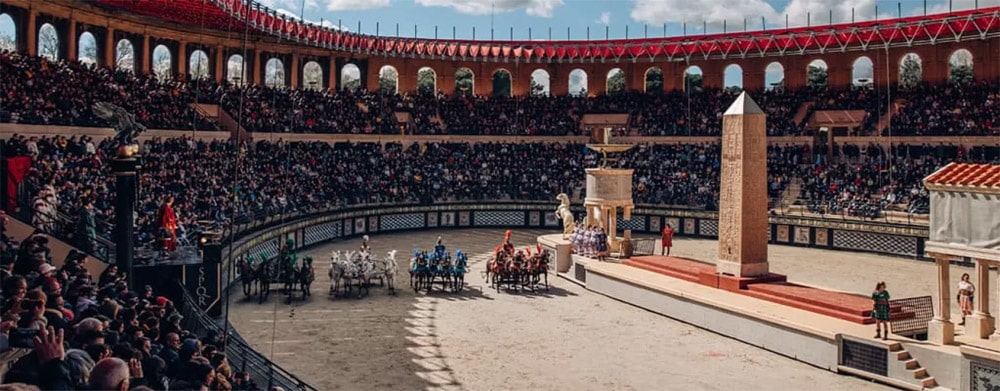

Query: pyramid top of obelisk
[723,91,764,116]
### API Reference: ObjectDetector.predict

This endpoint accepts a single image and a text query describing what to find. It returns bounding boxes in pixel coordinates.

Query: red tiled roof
[924,163,1000,188]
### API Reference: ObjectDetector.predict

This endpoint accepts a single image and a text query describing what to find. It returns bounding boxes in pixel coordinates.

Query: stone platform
[624,255,916,325]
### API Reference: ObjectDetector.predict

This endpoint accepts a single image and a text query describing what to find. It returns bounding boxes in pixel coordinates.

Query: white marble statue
[555,193,575,239]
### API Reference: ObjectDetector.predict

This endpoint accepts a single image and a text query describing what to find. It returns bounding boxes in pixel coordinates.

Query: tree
[417,68,436,96]
[116,40,134,73]
[303,62,323,90]
[807,65,828,88]
[455,68,474,96]
[645,68,663,94]
[78,33,98,65]
[569,71,587,97]
[492,71,511,97]
[684,73,702,91]
[265,60,285,87]
[343,77,360,92]
[379,67,398,94]
[38,24,59,61]
[899,55,922,88]
[950,65,973,85]
[227,56,245,85]
[190,51,210,80]
[152,47,172,80]
[530,79,547,96]
[607,70,625,93]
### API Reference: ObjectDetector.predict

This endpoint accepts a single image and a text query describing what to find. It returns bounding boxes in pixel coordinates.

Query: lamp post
[112,143,139,289]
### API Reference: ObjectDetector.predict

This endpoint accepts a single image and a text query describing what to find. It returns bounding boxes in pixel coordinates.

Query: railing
[771,197,929,226]
[178,284,318,391]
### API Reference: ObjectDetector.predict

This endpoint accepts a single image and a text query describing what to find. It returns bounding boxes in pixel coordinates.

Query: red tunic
[661,227,674,248]
[160,203,178,251]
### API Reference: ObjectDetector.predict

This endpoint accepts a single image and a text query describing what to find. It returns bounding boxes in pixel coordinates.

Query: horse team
[238,249,316,304]
[237,235,553,303]
[486,247,551,292]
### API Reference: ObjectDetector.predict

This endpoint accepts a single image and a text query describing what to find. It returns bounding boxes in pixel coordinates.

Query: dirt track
[227,229,893,391]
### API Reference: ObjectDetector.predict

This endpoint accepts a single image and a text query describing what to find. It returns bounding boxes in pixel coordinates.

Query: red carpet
[623,255,912,325]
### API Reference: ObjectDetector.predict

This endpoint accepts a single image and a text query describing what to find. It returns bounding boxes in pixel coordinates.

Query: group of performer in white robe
[569,222,609,260]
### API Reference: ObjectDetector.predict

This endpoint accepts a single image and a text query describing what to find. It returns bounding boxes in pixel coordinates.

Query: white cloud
[414,0,564,18]
[596,12,611,26]
[630,0,905,29]
[273,8,350,30]
[325,0,390,11]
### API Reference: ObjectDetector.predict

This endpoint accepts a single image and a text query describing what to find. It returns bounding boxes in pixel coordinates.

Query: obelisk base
[716,259,770,278]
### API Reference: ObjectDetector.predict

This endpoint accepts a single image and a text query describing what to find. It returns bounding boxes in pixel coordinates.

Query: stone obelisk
[716,92,769,277]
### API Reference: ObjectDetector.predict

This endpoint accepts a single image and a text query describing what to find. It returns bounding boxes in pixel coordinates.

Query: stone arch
[455,67,474,95]
[378,65,398,94]
[898,53,922,88]
[852,56,874,87]
[492,68,512,97]
[568,68,588,97]
[948,48,973,85]
[644,67,663,93]
[765,62,785,90]
[683,66,702,91]
[606,68,625,93]
[417,67,437,95]
[303,61,323,90]
[265,58,286,87]
[341,63,360,91]
[227,54,246,85]
[807,59,828,88]
[723,64,743,90]
[530,69,550,96]
[38,23,59,61]
[152,44,172,80]
[189,49,210,79]
[116,39,134,72]
[77,31,97,65]
[0,13,15,52]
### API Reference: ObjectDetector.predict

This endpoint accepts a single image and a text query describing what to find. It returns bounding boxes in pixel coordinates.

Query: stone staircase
[190,103,248,141]
[889,342,938,389]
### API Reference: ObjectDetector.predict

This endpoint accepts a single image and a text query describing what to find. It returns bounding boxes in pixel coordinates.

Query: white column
[968,259,994,338]
[928,254,955,344]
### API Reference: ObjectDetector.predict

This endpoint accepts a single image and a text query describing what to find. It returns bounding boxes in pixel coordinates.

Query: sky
[257,0,1000,41]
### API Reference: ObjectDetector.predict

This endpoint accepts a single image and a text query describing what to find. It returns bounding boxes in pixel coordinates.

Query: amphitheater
[2,0,1000,390]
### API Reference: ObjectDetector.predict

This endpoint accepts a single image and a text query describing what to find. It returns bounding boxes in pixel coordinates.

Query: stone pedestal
[968,313,996,339]
[584,168,634,252]
[538,234,573,273]
[929,319,956,345]
[716,92,769,278]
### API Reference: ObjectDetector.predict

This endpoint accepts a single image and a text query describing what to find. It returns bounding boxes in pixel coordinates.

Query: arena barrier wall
[166,201,935,391]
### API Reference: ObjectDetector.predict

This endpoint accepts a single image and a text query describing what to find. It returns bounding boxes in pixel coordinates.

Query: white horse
[329,251,347,295]
[382,250,399,295]
[555,193,575,239]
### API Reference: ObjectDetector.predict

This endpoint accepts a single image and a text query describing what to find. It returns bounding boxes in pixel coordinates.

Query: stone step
[912,368,927,379]
[903,359,919,370]
[896,351,911,360]
[920,376,937,388]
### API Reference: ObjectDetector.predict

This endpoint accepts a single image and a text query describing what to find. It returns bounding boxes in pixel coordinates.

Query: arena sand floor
[225,228,943,391]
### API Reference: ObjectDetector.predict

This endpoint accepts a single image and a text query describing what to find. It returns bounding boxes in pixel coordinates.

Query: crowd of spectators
[10,130,984,255]
[7,51,1000,138]
[888,81,1000,136]
[0,215,260,390]
[0,51,217,131]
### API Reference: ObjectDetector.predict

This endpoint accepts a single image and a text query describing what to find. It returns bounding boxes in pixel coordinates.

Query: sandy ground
[221,229,964,391]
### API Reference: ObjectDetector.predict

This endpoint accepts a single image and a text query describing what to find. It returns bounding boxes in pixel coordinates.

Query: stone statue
[555,193,575,239]
[92,102,147,145]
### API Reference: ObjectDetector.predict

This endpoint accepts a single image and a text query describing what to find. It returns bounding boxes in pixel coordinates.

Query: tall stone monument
[716,92,770,277]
